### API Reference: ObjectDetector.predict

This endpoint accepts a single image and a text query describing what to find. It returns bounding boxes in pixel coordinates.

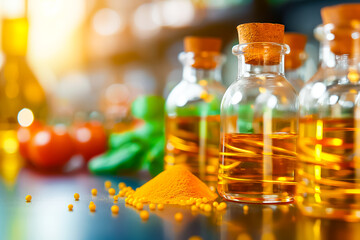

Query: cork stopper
[284,33,307,69]
[236,23,285,65]
[184,37,222,53]
[321,3,360,27]
[183,36,222,69]
[321,4,360,56]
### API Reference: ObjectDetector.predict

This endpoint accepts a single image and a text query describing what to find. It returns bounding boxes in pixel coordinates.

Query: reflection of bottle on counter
[284,33,307,93]
[0,0,47,185]
[165,37,226,185]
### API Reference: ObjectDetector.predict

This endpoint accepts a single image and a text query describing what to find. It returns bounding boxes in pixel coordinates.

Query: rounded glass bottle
[219,23,298,203]
[165,37,226,184]
[297,5,360,221]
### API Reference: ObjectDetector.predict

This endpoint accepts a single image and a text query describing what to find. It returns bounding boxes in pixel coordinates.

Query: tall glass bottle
[297,3,360,221]
[219,23,298,203]
[284,33,307,93]
[0,0,47,184]
[165,37,225,185]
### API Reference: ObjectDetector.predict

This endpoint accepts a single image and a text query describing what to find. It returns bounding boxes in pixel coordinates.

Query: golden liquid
[0,17,47,184]
[218,133,297,203]
[297,118,360,221]
[165,115,220,183]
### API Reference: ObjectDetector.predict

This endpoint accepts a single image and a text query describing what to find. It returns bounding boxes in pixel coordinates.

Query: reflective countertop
[0,169,359,240]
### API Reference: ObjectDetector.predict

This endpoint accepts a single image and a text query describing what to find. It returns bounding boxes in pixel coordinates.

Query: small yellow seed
[157,204,164,210]
[128,198,134,205]
[108,188,116,195]
[149,203,156,211]
[196,202,201,208]
[140,210,149,221]
[89,201,94,205]
[132,201,138,207]
[191,205,198,212]
[113,195,119,201]
[91,188,97,196]
[202,197,208,203]
[204,204,212,212]
[118,182,126,189]
[174,212,183,222]
[68,204,73,211]
[111,205,119,214]
[136,202,144,210]
[74,193,80,200]
[105,180,111,189]
[200,204,205,210]
[25,195,32,202]
[196,199,202,205]
[213,202,219,208]
[89,203,96,212]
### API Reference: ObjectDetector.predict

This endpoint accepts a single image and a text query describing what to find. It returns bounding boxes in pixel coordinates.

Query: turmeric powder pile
[132,166,217,204]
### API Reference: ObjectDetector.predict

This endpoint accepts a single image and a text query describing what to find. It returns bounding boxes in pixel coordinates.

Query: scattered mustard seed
[108,188,116,195]
[157,204,164,210]
[140,210,149,221]
[111,205,119,214]
[68,204,73,211]
[25,195,32,202]
[136,202,144,210]
[149,203,156,211]
[74,193,80,201]
[89,203,96,212]
[91,189,97,196]
[104,180,111,189]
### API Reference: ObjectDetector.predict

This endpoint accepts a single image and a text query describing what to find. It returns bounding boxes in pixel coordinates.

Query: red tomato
[17,120,43,160]
[72,121,107,161]
[28,125,75,169]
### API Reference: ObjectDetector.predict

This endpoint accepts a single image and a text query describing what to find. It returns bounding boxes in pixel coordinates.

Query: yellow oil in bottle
[218,118,297,203]
[165,115,220,184]
[297,117,360,221]
[0,15,47,184]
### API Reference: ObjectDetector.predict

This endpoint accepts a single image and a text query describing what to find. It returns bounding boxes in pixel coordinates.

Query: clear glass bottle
[219,23,298,203]
[0,0,47,184]
[284,33,307,93]
[165,37,226,185]
[297,4,360,221]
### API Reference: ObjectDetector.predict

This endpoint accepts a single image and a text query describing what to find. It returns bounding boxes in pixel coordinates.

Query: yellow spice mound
[133,166,217,204]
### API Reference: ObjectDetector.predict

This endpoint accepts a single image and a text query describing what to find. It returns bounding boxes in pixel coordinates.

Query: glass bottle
[0,0,47,184]
[219,23,298,203]
[296,3,360,221]
[165,37,226,185]
[284,33,307,93]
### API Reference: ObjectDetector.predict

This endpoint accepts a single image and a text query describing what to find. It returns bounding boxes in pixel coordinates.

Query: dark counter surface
[0,168,359,240]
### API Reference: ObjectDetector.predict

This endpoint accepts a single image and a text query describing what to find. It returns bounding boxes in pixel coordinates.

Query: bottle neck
[1,18,28,56]
[182,65,222,83]
[237,54,285,77]
[179,51,224,83]
[233,43,288,78]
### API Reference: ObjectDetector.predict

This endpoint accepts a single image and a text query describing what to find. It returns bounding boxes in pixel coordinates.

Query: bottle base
[219,191,294,204]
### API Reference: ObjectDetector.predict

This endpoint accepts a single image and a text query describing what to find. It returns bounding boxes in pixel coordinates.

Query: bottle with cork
[284,33,307,93]
[297,3,360,221]
[219,23,298,203]
[165,36,226,185]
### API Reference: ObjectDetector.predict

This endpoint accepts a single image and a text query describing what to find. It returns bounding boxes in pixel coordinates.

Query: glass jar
[165,37,226,185]
[284,33,307,93]
[296,21,360,221]
[219,23,298,203]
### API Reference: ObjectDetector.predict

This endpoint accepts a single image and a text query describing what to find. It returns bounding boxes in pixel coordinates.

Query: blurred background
[0,0,359,186]
[1,0,359,120]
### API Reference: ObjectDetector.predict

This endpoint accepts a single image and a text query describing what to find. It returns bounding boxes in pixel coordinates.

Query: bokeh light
[92,8,125,36]
[17,108,34,127]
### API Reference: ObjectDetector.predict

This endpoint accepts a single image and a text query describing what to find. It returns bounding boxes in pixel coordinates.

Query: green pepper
[144,137,165,177]
[88,141,145,175]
